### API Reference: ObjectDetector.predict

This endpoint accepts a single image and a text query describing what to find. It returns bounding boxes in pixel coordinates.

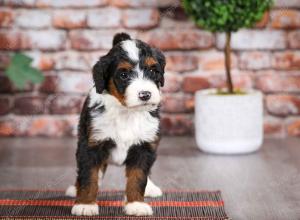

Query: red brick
[255,11,269,28]
[36,0,107,8]
[266,95,300,116]
[49,95,84,114]
[272,51,300,70]
[286,118,300,137]
[183,75,210,93]
[165,53,198,72]
[0,76,34,93]
[27,30,67,51]
[87,8,121,28]
[14,96,46,115]
[239,51,271,70]
[0,31,30,50]
[37,56,54,71]
[264,116,285,138]
[159,6,187,21]
[161,94,186,113]
[53,10,86,29]
[0,30,67,50]
[0,97,11,115]
[27,52,55,71]
[57,72,93,93]
[16,10,51,28]
[161,73,182,93]
[183,95,194,113]
[1,0,35,7]
[288,31,300,49]
[156,0,181,7]
[256,72,300,92]
[0,115,78,137]
[275,0,300,8]
[70,30,114,50]
[82,51,107,69]
[208,73,253,91]
[139,30,214,50]
[54,51,90,70]
[0,118,14,136]
[39,74,59,93]
[0,10,14,27]
[40,72,92,94]
[198,50,237,71]
[161,114,193,135]
[271,9,300,29]
[109,0,157,7]
[123,9,159,29]
[110,0,180,8]
[14,84,35,93]
[0,52,11,69]
[0,76,12,94]
[160,17,195,29]
[217,30,286,50]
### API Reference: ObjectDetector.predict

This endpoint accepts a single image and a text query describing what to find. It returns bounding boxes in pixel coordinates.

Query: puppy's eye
[150,68,158,74]
[120,72,129,80]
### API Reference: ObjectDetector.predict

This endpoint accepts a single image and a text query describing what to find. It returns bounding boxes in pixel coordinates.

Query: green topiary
[183,0,273,94]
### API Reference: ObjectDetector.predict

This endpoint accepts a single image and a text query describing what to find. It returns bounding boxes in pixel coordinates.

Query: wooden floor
[0,137,299,220]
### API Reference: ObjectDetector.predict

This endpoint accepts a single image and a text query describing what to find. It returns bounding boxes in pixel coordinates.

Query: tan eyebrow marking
[145,57,157,67]
[108,79,126,106]
[117,61,133,70]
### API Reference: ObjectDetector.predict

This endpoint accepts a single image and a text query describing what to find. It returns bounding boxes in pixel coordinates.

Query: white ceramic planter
[195,89,263,154]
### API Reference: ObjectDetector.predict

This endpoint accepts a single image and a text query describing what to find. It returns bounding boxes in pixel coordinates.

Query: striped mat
[0,190,229,220]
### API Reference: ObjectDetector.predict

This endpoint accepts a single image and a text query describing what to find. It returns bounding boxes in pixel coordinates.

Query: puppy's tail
[113,32,131,46]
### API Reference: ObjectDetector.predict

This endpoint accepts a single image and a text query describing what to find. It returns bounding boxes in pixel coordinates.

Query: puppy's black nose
[138,91,151,101]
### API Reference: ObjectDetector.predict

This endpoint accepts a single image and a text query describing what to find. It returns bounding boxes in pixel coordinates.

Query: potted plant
[183,0,273,154]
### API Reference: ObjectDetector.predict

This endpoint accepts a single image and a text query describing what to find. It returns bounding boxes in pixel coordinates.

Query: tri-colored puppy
[65,33,165,216]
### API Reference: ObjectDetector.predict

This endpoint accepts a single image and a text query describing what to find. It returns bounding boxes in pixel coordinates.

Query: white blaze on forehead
[135,65,144,79]
[122,40,139,61]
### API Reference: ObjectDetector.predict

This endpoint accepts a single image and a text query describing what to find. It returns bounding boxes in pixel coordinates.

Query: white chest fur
[89,89,159,165]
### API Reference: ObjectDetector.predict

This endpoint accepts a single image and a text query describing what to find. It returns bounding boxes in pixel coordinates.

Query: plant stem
[225,32,234,94]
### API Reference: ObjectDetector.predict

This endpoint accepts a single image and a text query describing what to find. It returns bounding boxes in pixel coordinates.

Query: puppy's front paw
[124,202,153,216]
[71,203,99,216]
[65,185,76,197]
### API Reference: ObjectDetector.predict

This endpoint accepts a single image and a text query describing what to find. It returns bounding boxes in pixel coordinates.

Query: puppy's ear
[153,48,166,87]
[113,32,131,46]
[92,56,111,94]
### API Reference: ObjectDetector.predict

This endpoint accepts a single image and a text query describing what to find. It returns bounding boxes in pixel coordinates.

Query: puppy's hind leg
[144,177,162,198]
[98,163,107,187]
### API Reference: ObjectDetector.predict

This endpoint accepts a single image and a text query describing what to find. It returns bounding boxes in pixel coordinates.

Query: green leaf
[4,53,44,89]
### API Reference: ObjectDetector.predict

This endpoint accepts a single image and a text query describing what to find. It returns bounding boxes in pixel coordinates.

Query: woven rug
[0,190,229,219]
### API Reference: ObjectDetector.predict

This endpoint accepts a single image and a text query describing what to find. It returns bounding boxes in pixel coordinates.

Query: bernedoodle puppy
[65,32,166,216]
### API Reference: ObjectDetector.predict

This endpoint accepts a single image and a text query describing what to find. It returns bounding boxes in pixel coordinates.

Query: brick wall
[0,0,300,138]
